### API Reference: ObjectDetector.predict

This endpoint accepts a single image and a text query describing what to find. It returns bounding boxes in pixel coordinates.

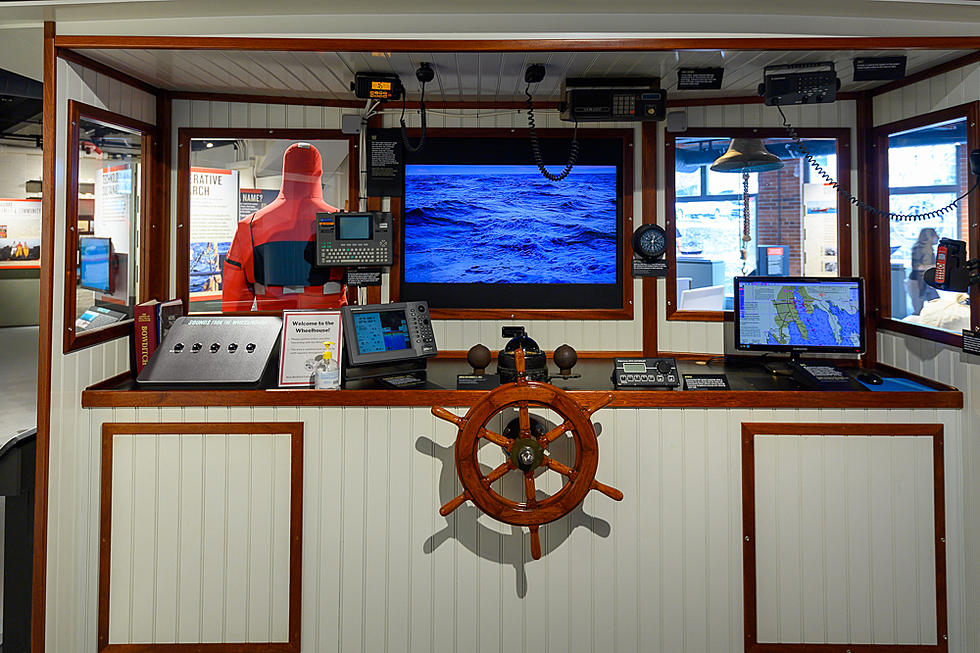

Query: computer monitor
[734,276,865,355]
[341,301,437,368]
[79,236,113,294]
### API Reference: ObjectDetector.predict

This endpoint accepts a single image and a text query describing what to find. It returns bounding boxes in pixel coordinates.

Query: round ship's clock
[632,223,667,261]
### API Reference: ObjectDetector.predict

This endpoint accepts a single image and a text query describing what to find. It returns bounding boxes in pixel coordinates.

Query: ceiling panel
[79,47,972,103]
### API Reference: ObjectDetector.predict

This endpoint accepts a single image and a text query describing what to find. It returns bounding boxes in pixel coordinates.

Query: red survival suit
[222,143,347,312]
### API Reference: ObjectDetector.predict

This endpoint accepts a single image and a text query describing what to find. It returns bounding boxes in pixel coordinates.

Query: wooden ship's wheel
[432,350,623,559]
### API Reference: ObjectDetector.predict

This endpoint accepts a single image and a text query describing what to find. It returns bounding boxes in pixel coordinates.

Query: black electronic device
[351,72,403,101]
[497,326,549,383]
[758,62,839,106]
[612,357,680,388]
[856,370,884,385]
[137,316,283,385]
[341,301,437,369]
[632,223,667,261]
[790,361,854,390]
[560,78,666,122]
[75,304,128,331]
[925,238,979,292]
[315,211,393,267]
[79,235,116,293]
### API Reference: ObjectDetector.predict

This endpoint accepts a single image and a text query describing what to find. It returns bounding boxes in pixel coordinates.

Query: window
[64,101,155,352]
[879,112,976,339]
[176,130,358,313]
[666,129,850,318]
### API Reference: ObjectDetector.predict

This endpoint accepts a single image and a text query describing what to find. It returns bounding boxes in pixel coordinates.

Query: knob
[656,359,672,374]
[553,344,578,377]
[191,342,202,352]
[210,343,220,353]
[172,343,184,352]
[466,344,491,375]
[246,343,256,353]
[227,343,238,352]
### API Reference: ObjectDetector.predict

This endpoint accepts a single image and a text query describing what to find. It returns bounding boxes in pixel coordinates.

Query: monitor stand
[785,353,851,389]
[342,359,429,388]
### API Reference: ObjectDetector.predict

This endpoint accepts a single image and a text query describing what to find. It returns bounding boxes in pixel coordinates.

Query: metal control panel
[341,301,437,368]
[137,316,283,385]
[316,211,393,267]
[612,357,680,388]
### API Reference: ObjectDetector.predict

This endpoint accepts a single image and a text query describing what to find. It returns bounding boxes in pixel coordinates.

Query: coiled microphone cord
[525,84,579,181]
[400,82,427,154]
[777,104,977,222]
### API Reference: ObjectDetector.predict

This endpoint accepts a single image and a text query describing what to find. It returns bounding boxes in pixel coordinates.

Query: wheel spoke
[590,479,624,501]
[518,401,531,437]
[431,406,465,427]
[524,472,538,507]
[529,525,542,560]
[542,455,577,479]
[439,490,471,516]
[482,460,514,488]
[541,419,572,444]
[481,427,512,450]
[582,393,614,416]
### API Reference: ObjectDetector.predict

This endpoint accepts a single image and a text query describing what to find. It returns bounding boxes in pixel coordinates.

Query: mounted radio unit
[559,77,666,122]
[758,62,840,106]
[315,211,393,267]
[351,72,403,101]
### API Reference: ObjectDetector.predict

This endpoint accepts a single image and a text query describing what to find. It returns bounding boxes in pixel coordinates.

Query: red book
[133,299,160,374]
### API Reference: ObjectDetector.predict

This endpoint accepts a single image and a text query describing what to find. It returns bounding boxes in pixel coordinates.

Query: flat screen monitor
[79,236,113,294]
[341,301,437,367]
[399,134,626,310]
[734,276,865,354]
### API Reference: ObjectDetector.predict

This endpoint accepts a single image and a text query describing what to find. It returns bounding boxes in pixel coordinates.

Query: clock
[632,224,667,261]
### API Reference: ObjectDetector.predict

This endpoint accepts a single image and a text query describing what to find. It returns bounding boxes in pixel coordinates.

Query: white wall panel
[754,433,938,645]
[873,63,980,126]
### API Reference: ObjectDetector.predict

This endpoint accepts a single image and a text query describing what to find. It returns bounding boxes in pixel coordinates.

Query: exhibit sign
[189,167,239,296]
[278,310,343,388]
[94,163,134,254]
[239,188,279,220]
[0,198,41,268]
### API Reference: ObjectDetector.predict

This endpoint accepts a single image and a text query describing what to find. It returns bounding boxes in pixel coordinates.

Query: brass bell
[710,138,784,173]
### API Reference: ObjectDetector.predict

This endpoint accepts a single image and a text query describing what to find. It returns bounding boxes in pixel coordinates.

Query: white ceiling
[75,47,971,102]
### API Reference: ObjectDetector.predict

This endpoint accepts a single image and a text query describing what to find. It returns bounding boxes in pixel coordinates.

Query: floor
[0,326,38,449]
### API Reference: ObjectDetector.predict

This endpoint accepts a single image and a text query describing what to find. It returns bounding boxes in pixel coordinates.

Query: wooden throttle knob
[553,344,577,376]
[466,344,491,375]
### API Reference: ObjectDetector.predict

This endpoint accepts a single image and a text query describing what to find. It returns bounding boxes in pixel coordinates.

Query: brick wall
[756,159,804,275]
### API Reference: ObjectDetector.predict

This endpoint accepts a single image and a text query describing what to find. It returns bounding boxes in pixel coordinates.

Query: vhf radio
[612,357,680,388]
[315,211,393,267]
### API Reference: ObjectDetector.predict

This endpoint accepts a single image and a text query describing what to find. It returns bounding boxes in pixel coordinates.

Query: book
[134,299,160,374]
[157,298,184,344]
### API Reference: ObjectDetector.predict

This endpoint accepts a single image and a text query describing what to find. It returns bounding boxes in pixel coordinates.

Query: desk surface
[82,357,963,409]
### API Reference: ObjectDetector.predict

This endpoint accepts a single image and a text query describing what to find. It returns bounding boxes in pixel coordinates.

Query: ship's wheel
[431,349,623,559]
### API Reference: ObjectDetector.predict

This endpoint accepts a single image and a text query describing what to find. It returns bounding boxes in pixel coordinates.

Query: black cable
[777,104,978,222]
[400,81,427,154]
[525,83,580,182]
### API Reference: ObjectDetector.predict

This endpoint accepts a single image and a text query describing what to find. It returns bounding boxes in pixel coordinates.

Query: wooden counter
[82,358,963,409]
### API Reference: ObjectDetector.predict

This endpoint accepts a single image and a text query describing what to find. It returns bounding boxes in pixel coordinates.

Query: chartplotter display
[734,277,864,353]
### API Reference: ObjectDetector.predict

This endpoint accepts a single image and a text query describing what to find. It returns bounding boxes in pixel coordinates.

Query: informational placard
[0,199,41,268]
[278,310,343,388]
[631,259,668,277]
[346,268,383,286]
[853,56,907,82]
[366,128,402,197]
[963,329,980,357]
[238,188,279,221]
[94,163,133,254]
[189,167,239,294]
[682,374,730,390]
[677,68,724,90]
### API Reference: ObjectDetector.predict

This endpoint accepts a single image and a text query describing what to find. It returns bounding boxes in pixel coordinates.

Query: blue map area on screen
[737,282,862,349]
[403,165,617,284]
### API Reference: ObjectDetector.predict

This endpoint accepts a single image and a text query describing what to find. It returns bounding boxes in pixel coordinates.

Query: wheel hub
[510,437,544,472]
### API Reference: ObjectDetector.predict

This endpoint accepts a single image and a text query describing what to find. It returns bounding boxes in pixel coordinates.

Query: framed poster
[189,167,239,298]
[0,199,41,268]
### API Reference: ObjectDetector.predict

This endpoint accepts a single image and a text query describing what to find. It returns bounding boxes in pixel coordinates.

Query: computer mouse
[856,370,884,385]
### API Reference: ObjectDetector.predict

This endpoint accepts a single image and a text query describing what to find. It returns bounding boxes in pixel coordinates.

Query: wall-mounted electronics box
[315,211,393,267]
[759,62,839,106]
[560,77,666,122]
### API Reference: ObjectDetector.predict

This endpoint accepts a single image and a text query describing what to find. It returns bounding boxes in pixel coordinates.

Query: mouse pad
[858,377,936,392]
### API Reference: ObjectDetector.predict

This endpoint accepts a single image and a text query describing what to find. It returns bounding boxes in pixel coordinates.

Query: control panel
[341,301,437,368]
[137,316,283,385]
[561,88,667,122]
[316,211,393,267]
[612,357,680,388]
[760,62,839,106]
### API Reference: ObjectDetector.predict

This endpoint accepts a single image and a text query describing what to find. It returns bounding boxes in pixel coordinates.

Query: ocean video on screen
[403,165,618,284]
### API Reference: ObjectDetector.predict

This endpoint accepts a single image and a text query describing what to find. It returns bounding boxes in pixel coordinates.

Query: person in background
[907,227,940,315]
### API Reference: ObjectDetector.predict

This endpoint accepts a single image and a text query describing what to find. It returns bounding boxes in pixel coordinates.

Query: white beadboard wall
[873,63,980,126]
[107,431,292,646]
[82,406,964,653]
[754,433,939,646]
[45,60,156,652]
[656,100,860,354]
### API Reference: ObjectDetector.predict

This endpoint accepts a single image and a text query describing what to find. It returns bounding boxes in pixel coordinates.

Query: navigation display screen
[79,236,111,293]
[337,214,372,240]
[735,277,863,352]
[352,310,411,353]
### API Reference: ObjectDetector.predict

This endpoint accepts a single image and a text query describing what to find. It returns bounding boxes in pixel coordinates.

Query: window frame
[175,128,360,314]
[664,126,853,322]
[872,102,980,347]
[64,100,157,353]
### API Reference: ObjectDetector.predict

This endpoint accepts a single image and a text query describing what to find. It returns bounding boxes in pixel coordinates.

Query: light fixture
[710,138,784,269]
[205,142,214,148]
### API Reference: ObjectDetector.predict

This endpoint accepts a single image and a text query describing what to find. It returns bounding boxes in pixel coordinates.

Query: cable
[777,104,978,222]
[525,83,579,182]
[400,73,428,153]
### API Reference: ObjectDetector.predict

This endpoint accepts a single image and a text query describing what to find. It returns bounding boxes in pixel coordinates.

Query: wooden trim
[98,422,303,653]
[81,386,962,410]
[57,47,161,97]
[169,90,560,111]
[870,50,980,98]
[871,101,980,342]
[665,127,853,322]
[54,35,980,53]
[388,127,635,321]
[175,128,357,310]
[435,349,644,359]
[856,91,878,366]
[64,101,158,353]
[640,122,658,355]
[146,90,172,302]
[741,422,948,653]
[33,20,56,653]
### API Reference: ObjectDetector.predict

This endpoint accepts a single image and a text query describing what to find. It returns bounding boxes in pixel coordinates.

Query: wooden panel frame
[741,422,948,653]
[64,100,158,353]
[664,127,853,322]
[98,422,304,653]
[387,127,635,321]
[175,127,359,313]
[872,102,980,348]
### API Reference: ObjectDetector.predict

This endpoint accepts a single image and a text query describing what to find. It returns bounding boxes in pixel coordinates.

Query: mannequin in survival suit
[221,142,347,311]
